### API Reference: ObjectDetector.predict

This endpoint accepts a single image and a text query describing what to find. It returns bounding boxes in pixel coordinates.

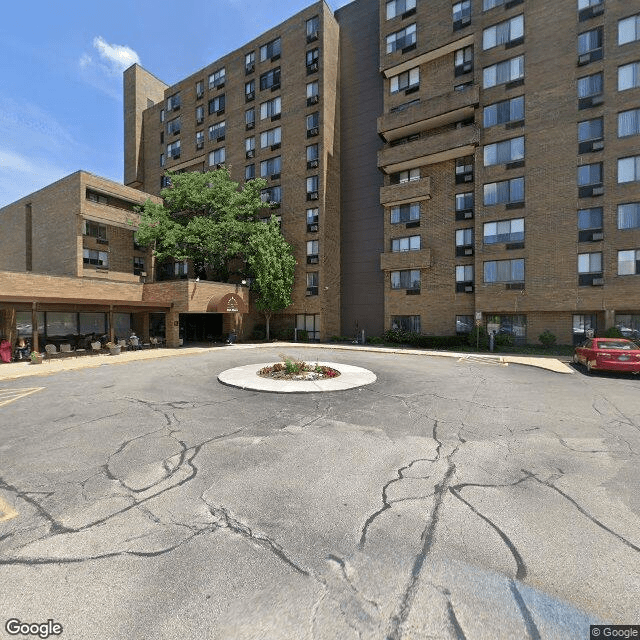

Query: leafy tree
[247,217,296,340]
[136,169,270,280]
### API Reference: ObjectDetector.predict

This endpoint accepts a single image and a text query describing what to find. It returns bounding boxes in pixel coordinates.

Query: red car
[574,338,640,375]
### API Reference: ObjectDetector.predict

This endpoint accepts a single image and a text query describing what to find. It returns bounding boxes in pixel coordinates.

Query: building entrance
[180,313,223,343]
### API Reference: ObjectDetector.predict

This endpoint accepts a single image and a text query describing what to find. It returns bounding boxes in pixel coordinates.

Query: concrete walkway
[0,342,573,382]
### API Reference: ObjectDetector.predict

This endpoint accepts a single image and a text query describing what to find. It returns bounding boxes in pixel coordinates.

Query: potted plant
[105,341,121,355]
[30,351,43,365]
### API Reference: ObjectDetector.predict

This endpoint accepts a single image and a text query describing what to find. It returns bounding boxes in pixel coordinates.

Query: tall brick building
[123,0,640,344]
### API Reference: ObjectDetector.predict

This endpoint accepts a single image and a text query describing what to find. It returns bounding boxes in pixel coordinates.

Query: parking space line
[0,387,45,408]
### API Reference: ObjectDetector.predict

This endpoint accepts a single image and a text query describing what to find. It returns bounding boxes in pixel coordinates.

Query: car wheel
[586,361,593,376]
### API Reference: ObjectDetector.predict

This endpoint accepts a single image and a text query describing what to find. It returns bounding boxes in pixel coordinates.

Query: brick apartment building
[0,171,249,349]
[1,0,639,347]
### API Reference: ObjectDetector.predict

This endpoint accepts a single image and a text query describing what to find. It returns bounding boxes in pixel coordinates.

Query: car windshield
[597,340,639,350]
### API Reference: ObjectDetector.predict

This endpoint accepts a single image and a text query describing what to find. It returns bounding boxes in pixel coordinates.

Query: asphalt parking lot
[0,346,638,640]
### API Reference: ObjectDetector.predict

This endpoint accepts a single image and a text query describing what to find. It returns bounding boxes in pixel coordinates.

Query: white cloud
[78,37,141,99]
[92,36,140,75]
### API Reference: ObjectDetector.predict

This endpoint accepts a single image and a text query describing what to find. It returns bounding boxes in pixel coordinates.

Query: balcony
[378,125,479,174]
[380,176,431,207]
[380,248,431,271]
[378,86,479,142]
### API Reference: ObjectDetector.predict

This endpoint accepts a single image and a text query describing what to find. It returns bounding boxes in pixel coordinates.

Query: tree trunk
[265,312,271,341]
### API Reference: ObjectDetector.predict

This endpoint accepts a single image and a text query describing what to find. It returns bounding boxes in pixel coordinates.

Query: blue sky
[0,0,353,208]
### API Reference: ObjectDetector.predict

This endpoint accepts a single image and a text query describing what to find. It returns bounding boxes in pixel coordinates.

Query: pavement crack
[447,599,468,640]
[509,579,541,640]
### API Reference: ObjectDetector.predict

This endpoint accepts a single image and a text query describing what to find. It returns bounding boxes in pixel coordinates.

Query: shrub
[366,336,384,344]
[275,326,294,341]
[494,333,515,349]
[297,329,309,342]
[251,324,266,340]
[602,326,623,338]
[468,326,489,350]
[538,329,556,347]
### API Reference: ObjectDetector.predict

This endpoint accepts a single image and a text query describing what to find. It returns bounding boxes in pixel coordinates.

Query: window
[307,208,319,232]
[456,265,474,287]
[307,240,319,261]
[245,108,255,129]
[456,192,474,218]
[209,147,225,166]
[454,47,473,76]
[167,117,181,135]
[260,67,281,91]
[483,15,524,50]
[245,164,255,180]
[195,80,204,100]
[260,96,281,120]
[260,156,282,178]
[456,155,474,182]
[619,109,640,137]
[208,121,226,141]
[391,168,420,184]
[386,0,416,19]
[618,202,640,229]
[483,137,524,166]
[578,207,603,234]
[245,51,255,73]
[578,72,603,100]
[578,162,602,186]
[245,136,255,158]
[83,249,108,268]
[261,186,282,205]
[245,79,255,101]
[619,156,640,183]
[578,0,603,8]
[84,220,106,240]
[483,96,524,127]
[133,257,145,276]
[391,315,421,333]
[390,67,420,93]
[391,269,420,290]
[307,81,319,105]
[196,105,204,125]
[306,48,319,74]
[453,1,471,30]
[306,272,319,295]
[486,315,527,344]
[578,27,603,62]
[483,55,524,88]
[386,23,417,53]
[615,315,640,340]
[306,175,319,199]
[619,61,640,91]
[196,130,204,150]
[619,14,640,45]
[208,67,225,89]
[578,117,603,141]
[456,228,474,254]
[483,218,524,244]
[307,144,319,169]
[160,109,165,123]
[307,112,319,136]
[391,235,420,251]
[578,252,602,285]
[208,95,225,115]
[484,259,524,283]
[306,15,320,37]
[260,126,281,148]
[390,202,420,223]
[160,153,165,167]
[166,93,181,111]
[483,0,505,9]
[618,250,640,275]
[260,38,281,62]
[456,315,474,334]
[167,140,181,159]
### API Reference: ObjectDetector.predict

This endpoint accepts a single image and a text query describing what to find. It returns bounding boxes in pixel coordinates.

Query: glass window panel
[46,312,77,338]
[618,203,640,229]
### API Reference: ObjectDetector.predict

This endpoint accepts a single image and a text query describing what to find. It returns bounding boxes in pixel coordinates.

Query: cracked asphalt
[0,346,638,639]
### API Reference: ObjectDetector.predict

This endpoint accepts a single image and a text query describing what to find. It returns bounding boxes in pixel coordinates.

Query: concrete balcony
[378,86,479,142]
[378,124,479,174]
[380,248,431,271]
[380,177,431,207]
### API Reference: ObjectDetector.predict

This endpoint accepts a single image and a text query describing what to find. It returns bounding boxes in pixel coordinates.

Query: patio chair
[150,337,159,348]
[59,344,75,357]
[117,339,128,351]
[90,341,102,355]
[44,344,63,360]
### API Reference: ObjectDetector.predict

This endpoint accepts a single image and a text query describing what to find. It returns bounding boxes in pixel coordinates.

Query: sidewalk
[0,342,574,382]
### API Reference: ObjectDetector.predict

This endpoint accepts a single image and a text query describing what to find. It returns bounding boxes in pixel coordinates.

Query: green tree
[247,217,296,340]
[136,169,270,279]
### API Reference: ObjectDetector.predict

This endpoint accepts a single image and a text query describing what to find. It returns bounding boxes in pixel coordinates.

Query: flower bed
[257,358,340,381]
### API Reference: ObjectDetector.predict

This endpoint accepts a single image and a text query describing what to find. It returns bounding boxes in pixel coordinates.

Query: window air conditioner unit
[592,4,604,15]
[246,64,255,74]
[591,95,604,105]
[307,223,318,232]
[461,15,471,25]
[578,53,591,65]
[464,285,474,292]
[591,140,604,151]
[592,186,604,196]
[308,95,319,105]
[592,277,604,286]
[307,31,319,43]
[271,173,281,180]
[246,122,254,130]
[246,149,255,158]
[246,91,255,101]
[140,271,147,277]
[308,159,319,169]
[464,210,473,219]
[464,247,473,256]
[271,143,281,151]
[591,232,604,241]
[307,192,319,201]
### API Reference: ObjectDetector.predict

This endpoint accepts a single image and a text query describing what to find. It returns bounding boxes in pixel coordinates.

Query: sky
[0,0,353,208]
